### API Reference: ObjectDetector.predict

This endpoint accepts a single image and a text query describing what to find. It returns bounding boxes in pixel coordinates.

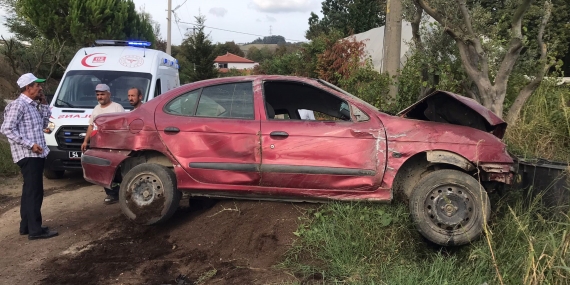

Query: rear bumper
[45,146,83,171]
[81,149,131,188]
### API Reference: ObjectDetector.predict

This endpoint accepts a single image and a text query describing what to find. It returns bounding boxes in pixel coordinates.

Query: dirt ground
[0,171,314,285]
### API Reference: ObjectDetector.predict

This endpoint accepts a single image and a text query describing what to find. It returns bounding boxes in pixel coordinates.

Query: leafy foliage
[249,35,286,45]
[213,41,245,57]
[177,15,217,83]
[306,0,386,40]
[245,46,274,63]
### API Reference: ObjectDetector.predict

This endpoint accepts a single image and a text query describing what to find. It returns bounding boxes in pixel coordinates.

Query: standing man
[81,83,125,204]
[127,87,143,110]
[1,73,58,240]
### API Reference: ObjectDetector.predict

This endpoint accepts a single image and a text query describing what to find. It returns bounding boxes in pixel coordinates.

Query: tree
[13,0,154,46]
[306,0,386,40]
[178,15,217,83]
[213,41,245,57]
[246,46,274,63]
[413,0,555,124]
[250,35,286,45]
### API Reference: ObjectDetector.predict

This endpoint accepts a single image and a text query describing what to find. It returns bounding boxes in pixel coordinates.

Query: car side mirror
[339,102,350,120]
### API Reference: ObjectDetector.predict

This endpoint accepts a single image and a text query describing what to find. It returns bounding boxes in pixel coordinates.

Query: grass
[0,139,19,177]
[279,191,570,284]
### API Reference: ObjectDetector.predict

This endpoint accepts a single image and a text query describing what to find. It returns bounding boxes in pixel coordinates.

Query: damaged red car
[82,75,514,246]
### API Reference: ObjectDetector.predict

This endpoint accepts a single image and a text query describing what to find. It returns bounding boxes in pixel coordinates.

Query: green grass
[0,139,19,177]
[279,191,570,284]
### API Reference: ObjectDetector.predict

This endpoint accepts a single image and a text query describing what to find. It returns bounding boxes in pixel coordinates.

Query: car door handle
[164,127,180,133]
[270,131,289,138]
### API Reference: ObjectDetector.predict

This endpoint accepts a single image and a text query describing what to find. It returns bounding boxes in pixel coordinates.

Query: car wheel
[44,169,64,179]
[119,163,181,225]
[409,169,490,246]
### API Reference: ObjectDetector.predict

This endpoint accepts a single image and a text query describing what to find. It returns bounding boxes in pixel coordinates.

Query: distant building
[214,52,259,74]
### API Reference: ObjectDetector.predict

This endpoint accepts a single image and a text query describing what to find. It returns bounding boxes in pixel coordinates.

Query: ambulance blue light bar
[94,40,151,47]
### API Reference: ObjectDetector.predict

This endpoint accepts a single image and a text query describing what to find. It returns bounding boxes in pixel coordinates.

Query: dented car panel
[81,76,514,204]
[82,149,131,188]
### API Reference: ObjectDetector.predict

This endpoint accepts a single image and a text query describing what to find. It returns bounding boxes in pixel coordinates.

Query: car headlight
[44,121,55,134]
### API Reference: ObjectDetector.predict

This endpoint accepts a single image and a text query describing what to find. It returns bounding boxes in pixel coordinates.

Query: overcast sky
[0,0,323,45]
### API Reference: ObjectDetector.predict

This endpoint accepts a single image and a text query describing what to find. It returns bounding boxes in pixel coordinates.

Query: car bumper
[81,148,131,188]
[45,146,83,171]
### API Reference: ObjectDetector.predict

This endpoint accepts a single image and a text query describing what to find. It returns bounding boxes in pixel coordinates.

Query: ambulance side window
[154,79,162,97]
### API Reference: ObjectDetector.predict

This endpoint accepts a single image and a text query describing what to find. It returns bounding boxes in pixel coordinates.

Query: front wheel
[409,169,490,246]
[119,163,181,225]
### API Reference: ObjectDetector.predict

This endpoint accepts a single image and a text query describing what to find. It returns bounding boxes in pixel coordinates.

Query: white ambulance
[43,40,180,179]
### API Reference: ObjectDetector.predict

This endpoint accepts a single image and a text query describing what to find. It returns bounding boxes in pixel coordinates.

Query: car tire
[119,163,181,225]
[409,169,490,246]
[44,169,64,179]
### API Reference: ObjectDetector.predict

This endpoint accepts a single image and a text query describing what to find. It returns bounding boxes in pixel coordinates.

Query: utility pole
[383,0,402,99]
[166,0,172,55]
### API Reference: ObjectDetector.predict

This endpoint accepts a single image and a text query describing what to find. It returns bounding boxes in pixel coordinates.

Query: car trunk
[397,91,508,139]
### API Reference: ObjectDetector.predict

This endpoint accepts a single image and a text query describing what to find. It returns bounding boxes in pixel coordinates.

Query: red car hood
[397,90,507,139]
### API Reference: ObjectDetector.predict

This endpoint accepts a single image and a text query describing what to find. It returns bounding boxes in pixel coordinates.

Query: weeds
[280,192,570,284]
[0,139,18,177]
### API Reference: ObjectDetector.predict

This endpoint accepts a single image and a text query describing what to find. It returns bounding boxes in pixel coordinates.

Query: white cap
[17,73,45,88]
[95,84,110,92]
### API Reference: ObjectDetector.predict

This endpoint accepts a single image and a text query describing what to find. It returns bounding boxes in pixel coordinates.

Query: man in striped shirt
[1,73,58,240]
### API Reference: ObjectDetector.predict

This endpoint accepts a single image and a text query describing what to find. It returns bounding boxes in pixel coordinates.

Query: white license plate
[69,151,82,159]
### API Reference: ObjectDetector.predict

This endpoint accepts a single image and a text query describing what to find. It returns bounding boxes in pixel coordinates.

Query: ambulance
[43,40,180,179]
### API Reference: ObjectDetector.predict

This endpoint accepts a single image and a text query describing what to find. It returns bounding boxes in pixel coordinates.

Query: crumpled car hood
[397,90,507,139]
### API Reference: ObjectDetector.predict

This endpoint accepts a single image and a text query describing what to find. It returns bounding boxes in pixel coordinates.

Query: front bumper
[45,146,83,171]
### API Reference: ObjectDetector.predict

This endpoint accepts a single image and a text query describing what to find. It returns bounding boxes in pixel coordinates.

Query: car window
[164,89,201,116]
[154,79,162,97]
[196,82,254,119]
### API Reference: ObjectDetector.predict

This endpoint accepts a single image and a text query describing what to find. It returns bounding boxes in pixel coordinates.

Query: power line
[178,21,305,42]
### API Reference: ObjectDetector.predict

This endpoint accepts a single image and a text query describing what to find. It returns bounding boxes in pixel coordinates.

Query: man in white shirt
[81,83,125,204]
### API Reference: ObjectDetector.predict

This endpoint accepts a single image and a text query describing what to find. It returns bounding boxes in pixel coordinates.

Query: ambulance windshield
[53,70,152,109]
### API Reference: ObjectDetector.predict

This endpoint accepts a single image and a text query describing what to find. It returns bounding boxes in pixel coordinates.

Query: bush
[0,139,19,177]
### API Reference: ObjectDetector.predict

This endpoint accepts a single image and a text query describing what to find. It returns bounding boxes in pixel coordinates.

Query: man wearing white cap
[1,73,58,240]
[81,83,125,204]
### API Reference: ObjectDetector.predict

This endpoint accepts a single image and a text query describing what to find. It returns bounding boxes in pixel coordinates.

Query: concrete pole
[166,0,172,55]
[383,0,403,99]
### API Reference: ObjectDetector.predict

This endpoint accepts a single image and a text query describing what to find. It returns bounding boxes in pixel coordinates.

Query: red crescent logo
[81,53,105,68]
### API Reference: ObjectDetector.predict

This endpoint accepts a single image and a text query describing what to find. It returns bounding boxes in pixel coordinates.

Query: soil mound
[41,199,314,284]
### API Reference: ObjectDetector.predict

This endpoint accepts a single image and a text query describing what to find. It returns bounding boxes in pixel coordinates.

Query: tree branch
[416,0,464,40]
[505,0,552,125]
[456,0,489,79]
[495,0,534,87]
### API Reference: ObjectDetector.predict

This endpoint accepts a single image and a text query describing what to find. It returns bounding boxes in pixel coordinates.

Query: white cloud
[249,0,314,13]
[266,15,277,22]
[256,18,262,22]
[209,7,228,17]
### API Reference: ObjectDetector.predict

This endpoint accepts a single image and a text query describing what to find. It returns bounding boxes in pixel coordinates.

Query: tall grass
[280,193,570,284]
[505,81,570,162]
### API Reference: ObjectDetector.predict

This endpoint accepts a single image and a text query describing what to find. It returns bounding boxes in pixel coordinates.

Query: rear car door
[154,81,261,186]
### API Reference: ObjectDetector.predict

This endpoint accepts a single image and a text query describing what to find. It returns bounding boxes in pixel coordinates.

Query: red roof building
[214,52,258,73]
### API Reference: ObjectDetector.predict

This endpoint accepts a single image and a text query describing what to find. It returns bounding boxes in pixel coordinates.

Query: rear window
[164,82,254,119]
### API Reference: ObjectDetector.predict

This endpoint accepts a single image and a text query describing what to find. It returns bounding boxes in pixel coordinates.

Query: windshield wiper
[56,99,75,108]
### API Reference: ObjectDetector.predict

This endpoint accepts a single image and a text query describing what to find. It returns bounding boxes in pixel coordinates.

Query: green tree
[213,41,245,57]
[178,15,217,83]
[250,35,286,44]
[306,0,386,40]
[246,46,274,63]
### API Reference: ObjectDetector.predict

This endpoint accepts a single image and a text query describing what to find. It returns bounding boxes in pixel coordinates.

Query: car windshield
[53,70,152,109]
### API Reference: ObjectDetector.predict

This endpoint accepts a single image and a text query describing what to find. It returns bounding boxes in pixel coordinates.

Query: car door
[259,80,386,190]
[154,81,261,186]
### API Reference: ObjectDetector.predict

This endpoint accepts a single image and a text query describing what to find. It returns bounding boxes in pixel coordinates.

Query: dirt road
[0,172,310,284]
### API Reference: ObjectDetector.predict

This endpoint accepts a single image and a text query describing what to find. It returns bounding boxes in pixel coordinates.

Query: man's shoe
[104,195,119,205]
[20,226,49,235]
[28,229,58,240]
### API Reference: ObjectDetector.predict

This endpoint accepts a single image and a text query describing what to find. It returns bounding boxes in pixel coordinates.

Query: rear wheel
[409,169,490,246]
[119,163,181,225]
[44,169,64,179]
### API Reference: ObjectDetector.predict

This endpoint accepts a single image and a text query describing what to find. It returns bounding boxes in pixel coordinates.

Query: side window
[196,82,254,119]
[154,79,162,97]
[164,89,200,116]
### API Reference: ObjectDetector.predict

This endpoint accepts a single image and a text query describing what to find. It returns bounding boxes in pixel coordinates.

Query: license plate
[69,151,82,159]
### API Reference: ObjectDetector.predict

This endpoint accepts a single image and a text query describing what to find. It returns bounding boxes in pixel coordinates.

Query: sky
[0,0,323,45]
